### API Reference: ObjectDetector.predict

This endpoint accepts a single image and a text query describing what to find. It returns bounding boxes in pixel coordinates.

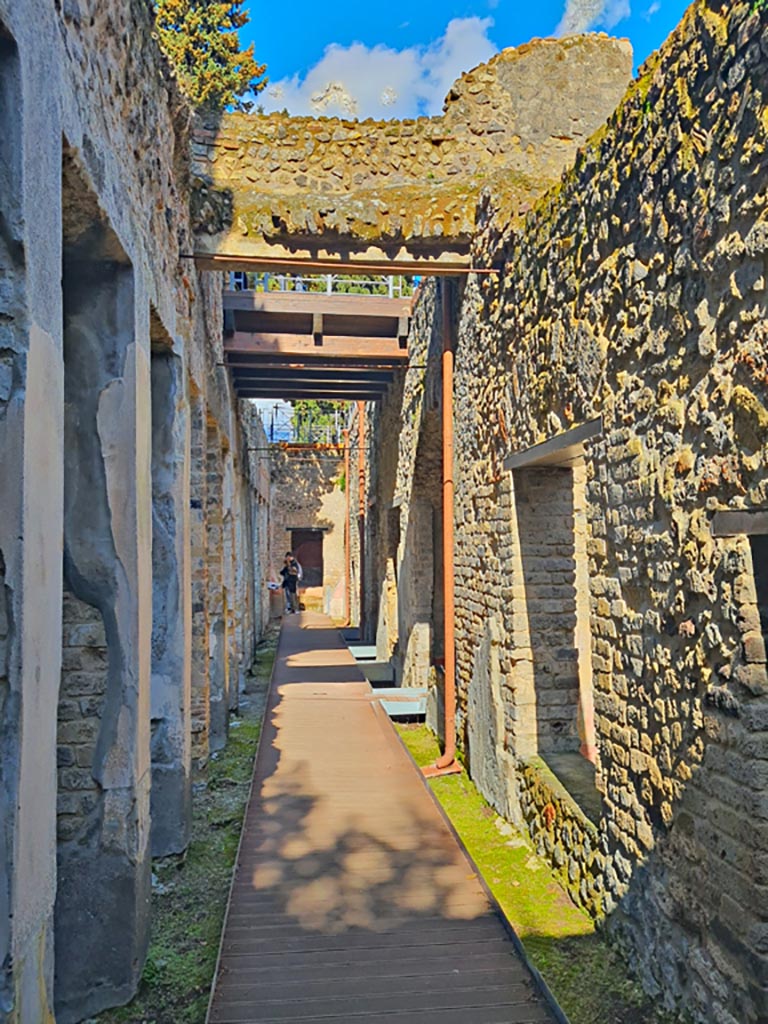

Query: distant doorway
[291,529,324,588]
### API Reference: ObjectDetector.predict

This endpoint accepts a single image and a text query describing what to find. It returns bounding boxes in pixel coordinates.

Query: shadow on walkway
[208,611,557,1024]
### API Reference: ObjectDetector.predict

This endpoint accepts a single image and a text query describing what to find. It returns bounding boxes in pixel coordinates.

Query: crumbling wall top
[191,34,633,270]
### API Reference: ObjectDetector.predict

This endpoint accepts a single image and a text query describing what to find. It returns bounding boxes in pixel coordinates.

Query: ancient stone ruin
[348,5,768,1021]
[191,34,632,270]
[1,0,767,1022]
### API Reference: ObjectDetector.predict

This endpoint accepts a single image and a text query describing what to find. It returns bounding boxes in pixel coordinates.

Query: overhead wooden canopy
[224,289,411,402]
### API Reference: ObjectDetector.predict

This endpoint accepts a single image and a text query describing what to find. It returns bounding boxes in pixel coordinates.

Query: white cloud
[602,0,631,27]
[556,0,631,35]
[259,17,497,120]
[643,1,661,19]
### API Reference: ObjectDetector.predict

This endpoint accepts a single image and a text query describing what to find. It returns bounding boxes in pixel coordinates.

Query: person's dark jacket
[280,563,299,592]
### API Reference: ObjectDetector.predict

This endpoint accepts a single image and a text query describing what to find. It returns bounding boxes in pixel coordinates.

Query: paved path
[208,612,558,1024]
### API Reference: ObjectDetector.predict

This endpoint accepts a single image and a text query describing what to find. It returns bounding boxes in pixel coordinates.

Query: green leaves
[154,0,267,111]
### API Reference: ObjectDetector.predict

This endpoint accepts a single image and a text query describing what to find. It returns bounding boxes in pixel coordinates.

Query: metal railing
[258,402,347,445]
[228,271,416,298]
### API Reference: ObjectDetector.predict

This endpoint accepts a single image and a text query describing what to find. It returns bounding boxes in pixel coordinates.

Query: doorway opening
[291,529,325,588]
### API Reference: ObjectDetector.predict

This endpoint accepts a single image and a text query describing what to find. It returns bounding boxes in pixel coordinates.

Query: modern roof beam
[225,332,408,361]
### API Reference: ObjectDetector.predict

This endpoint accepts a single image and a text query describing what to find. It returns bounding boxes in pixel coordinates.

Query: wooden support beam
[312,312,323,346]
[238,388,390,399]
[397,314,409,346]
[237,389,385,401]
[224,290,413,319]
[231,367,395,383]
[711,509,768,537]
[233,379,394,391]
[237,381,388,394]
[225,332,409,360]
[195,252,473,276]
[225,354,406,371]
[223,307,236,337]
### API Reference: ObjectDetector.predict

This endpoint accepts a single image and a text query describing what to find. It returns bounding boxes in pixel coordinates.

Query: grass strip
[95,626,278,1024]
[396,724,682,1024]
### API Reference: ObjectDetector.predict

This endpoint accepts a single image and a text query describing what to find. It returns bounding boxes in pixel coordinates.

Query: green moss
[700,2,730,47]
[95,628,278,1024]
[396,724,684,1024]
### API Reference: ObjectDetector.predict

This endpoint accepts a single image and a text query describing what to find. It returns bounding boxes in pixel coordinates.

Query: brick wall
[57,591,107,844]
[512,466,581,756]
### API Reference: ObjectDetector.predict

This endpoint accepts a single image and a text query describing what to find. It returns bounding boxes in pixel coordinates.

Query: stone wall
[458,3,768,1017]
[391,288,444,689]
[191,36,633,266]
[206,420,229,752]
[0,0,269,1019]
[367,376,406,663]
[189,384,210,766]
[359,2,768,1020]
[242,403,272,641]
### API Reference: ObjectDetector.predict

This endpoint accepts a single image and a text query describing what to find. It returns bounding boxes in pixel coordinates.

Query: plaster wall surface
[56,252,152,1022]
[206,420,229,752]
[189,384,210,765]
[150,343,192,857]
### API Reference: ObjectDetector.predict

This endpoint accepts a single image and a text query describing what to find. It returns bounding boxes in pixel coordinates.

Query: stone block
[744,632,767,664]
[57,720,100,745]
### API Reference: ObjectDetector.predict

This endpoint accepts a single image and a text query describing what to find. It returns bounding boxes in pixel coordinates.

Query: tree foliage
[154,0,267,111]
[291,400,346,442]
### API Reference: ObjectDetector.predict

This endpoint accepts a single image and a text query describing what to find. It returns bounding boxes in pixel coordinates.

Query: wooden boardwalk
[208,613,559,1024]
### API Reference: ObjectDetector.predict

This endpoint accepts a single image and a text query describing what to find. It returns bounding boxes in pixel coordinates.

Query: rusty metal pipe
[357,401,366,640]
[424,280,461,778]
[342,428,351,625]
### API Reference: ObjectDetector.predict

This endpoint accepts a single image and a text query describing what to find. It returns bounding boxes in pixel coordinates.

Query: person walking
[280,554,299,614]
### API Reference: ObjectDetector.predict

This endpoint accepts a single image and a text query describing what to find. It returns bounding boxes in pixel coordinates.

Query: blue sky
[241,0,692,119]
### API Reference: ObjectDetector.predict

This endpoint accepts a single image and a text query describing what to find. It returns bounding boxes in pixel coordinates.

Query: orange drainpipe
[356,400,366,640]
[342,427,351,625]
[424,279,461,778]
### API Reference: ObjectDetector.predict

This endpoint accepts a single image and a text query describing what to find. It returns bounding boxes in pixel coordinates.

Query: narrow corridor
[208,613,558,1023]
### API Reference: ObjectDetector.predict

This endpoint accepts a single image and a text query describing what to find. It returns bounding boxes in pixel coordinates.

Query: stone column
[55,257,151,1022]
[149,340,192,856]
[222,450,238,712]
[206,420,228,750]
[0,25,62,1020]
[189,385,210,766]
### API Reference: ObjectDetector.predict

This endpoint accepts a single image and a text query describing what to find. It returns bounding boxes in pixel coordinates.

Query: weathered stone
[0,3,270,1019]
[352,4,768,1022]
[192,36,632,270]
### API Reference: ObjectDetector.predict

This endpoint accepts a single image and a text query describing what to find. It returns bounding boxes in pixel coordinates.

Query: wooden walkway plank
[207,612,560,1024]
